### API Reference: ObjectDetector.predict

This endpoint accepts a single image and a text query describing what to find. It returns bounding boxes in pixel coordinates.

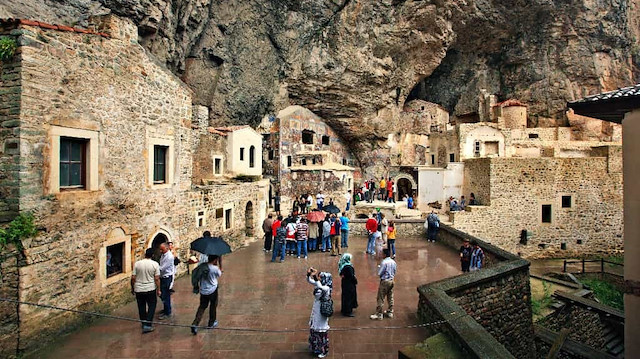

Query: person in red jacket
[365,213,378,255]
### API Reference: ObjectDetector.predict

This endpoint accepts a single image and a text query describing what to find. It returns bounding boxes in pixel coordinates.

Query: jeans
[286,240,296,253]
[321,236,331,251]
[317,203,323,210]
[340,230,349,247]
[346,201,350,211]
[192,289,219,327]
[160,276,172,315]
[297,240,308,257]
[271,241,285,261]
[388,239,396,256]
[367,233,376,254]
[308,238,317,251]
[264,231,273,251]
[135,290,157,328]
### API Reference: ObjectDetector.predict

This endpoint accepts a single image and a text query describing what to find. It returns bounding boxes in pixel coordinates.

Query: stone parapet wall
[455,157,623,258]
[417,224,535,359]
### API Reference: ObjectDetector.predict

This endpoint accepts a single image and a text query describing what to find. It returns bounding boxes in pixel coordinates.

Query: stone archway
[393,174,417,201]
[245,201,254,237]
[147,227,174,261]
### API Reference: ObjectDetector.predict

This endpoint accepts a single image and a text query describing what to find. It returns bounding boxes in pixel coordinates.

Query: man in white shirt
[158,243,175,319]
[131,248,160,333]
[370,249,397,320]
[191,255,223,335]
[316,192,325,210]
[344,190,352,211]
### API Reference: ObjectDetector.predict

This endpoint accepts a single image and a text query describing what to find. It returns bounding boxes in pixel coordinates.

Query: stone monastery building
[0,15,267,351]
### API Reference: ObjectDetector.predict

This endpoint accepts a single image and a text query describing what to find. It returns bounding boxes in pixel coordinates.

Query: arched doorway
[245,201,254,236]
[150,233,168,261]
[394,174,417,202]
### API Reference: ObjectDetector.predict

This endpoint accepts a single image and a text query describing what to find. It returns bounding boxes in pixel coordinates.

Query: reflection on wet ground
[35,236,461,359]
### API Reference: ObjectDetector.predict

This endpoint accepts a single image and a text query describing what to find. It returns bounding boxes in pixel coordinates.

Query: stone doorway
[150,233,168,261]
[245,201,254,237]
[397,178,413,200]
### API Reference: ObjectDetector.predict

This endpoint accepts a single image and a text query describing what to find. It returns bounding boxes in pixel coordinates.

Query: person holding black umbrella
[190,254,222,335]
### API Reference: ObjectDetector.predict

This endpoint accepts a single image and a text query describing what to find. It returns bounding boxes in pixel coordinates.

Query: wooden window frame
[59,137,88,190]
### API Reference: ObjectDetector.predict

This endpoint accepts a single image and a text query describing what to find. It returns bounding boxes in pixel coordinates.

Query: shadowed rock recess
[2,0,638,156]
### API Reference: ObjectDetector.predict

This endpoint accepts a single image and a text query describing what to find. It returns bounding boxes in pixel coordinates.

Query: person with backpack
[190,254,222,335]
[306,268,332,358]
[329,214,342,256]
[425,211,440,242]
[271,217,286,262]
[321,215,332,252]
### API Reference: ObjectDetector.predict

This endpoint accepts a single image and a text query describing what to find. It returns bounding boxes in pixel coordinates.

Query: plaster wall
[459,124,506,159]
[227,127,263,176]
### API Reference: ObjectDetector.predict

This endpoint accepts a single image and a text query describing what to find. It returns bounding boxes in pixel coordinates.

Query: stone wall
[349,219,426,237]
[453,156,623,258]
[0,35,22,223]
[0,16,268,354]
[417,224,535,359]
[0,247,21,358]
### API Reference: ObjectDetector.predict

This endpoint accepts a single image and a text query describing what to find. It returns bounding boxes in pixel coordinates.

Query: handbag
[320,295,334,317]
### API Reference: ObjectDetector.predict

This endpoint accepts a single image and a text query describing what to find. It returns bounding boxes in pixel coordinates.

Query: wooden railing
[562,259,623,277]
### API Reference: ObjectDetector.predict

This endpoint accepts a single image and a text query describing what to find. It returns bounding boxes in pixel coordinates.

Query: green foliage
[0,36,18,61]
[531,280,553,316]
[601,254,624,265]
[0,213,37,251]
[582,278,624,310]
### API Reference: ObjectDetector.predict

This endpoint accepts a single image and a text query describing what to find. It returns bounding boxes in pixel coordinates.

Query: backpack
[191,263,209,294]
[320,294,333,317]
[333,219,341,235]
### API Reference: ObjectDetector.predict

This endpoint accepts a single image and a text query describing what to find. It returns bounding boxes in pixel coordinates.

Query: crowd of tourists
[353,177,397,203]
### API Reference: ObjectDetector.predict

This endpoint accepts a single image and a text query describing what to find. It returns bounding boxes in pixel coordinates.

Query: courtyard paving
[34,236,462,359]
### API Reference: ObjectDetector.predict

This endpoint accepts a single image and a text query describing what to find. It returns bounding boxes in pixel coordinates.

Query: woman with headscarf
[306,268,332,358]
[338,253,358,317]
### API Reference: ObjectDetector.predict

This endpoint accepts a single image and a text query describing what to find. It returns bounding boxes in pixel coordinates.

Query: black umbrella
[323,204,340,214]
[190,236,232,256]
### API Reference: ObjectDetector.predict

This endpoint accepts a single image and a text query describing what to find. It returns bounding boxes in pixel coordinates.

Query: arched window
[249,145,255,168]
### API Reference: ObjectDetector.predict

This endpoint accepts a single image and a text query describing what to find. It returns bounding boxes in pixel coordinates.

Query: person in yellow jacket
[379,178,387,201]
[387,220,397,259]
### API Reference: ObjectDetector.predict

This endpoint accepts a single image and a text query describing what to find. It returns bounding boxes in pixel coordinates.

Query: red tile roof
[494,99,527,108]
[0,18,109,38]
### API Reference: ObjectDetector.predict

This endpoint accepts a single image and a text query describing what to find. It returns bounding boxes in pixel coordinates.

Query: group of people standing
[459,238,485,272]
[357,177,396,203]
[365,210,398,258]
[263,211,351,262]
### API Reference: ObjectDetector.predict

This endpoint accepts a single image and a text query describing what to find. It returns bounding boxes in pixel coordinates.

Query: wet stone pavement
[34,236,462,359]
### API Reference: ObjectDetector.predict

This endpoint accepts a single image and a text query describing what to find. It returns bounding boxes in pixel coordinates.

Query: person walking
[338,254,358,317]
[131,248,160,333]
[365,213,378,255]
[190,255,222,335]
[329,214,341,257]
[387,220,397,259]
[344,190,352,211]
[158,242,175,319]
[321,215,331,252]
[296,217,309,259]
[339,212,350,248]
[306,268,332,358]
[370,249,397,320]
[271,216,286,262]
[274,192,281,215]
[460,238,472,272]
[368,179,376,203]
[470,240,485,271]
[262,213,274,252]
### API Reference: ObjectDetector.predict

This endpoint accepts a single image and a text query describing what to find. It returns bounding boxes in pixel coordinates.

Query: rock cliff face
[2,0,638,158]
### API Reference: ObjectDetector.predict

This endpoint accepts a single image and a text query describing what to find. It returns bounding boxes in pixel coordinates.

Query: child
[387,220,397,259]
[470,240,485,271]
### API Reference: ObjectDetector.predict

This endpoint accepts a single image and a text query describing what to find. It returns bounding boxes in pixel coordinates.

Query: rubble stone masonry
[453,154,623,257]
[0,16,267,355]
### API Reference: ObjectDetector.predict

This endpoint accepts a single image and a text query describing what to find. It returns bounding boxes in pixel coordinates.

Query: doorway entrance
[245,201,254,236]
[151,233,168,261]
[397,178,413,200]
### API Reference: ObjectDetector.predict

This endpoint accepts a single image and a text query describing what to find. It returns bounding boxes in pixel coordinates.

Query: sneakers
[190,325,198,335]
[369,313,383,320]
[158,313,172,320]
[317,354,326,358]
[383,311,394,319]
[142,326,155,333]
[206,320,219,329]
[297,256,300,258]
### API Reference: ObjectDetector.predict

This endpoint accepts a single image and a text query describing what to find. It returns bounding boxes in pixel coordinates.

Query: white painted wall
[227,127,263,176]
[443,163,464,202]
[418,168,444,211]
[460,125,506,160]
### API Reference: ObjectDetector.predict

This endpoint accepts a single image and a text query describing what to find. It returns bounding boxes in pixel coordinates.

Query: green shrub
[582,278,624,310]
[0,36,18,61]
[0,212,37,251]
[532,280,553,316]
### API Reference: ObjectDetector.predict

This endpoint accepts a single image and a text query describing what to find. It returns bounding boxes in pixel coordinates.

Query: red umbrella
[306,210,326,222]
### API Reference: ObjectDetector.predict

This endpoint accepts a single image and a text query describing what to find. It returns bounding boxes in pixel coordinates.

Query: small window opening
[321,135,330,145]
[302,158,307,166]
[249,145,255,168]
[225,208,232,230]
[302,130,314,144]
[542,205,552,223]
[106,242,124,278]
[240,147,245,161]
[449,153,455,163]
[214,158,222,175]
[342,158,347,165]
[287,156,292,167]
[312,158,317,165]
[561,196,572,208]
[474,141,481,155]
[216,208,223,218]
[60,137,88,188]
[153,145,168,184]
[268,150,274,160]
[431,154,435,165]
[529,133,539,139]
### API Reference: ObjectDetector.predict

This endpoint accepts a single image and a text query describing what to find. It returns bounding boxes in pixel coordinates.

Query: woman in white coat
[306,268,332,358]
